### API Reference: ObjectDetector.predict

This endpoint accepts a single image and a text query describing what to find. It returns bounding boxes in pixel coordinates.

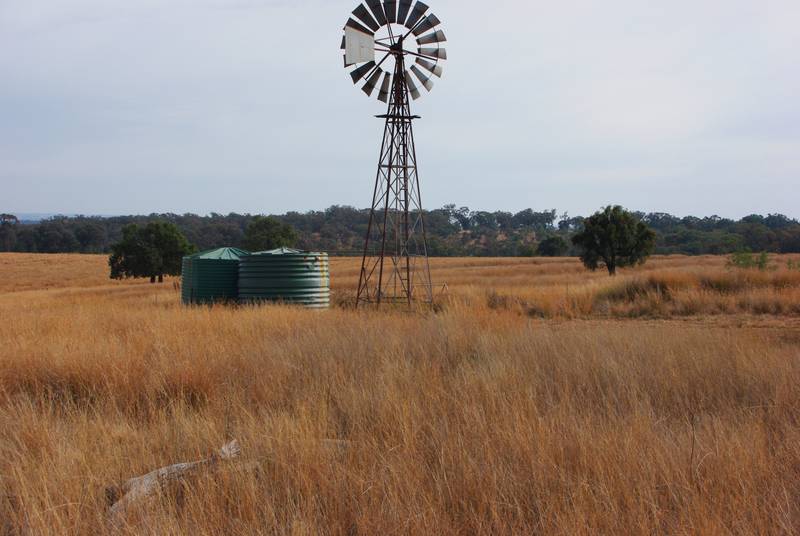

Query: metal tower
[356,43,433,306]
[339,1,447,307]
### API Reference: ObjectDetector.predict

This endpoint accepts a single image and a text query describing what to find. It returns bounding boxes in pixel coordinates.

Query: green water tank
[238,248,330,308]
[181,247,250,305]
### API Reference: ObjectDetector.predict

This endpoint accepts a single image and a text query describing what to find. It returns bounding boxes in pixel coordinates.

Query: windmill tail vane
[340,0,447,307]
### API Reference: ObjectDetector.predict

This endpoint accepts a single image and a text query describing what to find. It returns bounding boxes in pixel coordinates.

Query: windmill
[340,0,447,307]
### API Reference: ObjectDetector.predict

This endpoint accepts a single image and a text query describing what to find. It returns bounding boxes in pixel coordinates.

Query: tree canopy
[109,222,195,283]
[0,214,18,251]
[242,216,297,252]
[571,206,656,275]
[537,236,570,257]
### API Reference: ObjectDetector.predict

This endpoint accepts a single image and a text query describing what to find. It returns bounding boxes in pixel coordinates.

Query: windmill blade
[340,36,346,50]
[405,70,421,100]
[415,57,443,77]
[412,13,441,36]
[404,1,429,29]
[383,0,397,24]
[417,29,446,45]
[365,0,388,26]
[410,65,434,91]
[410,65,433,91]
[362,68,384,96]
[352,4,381,32]
[397,0,413,26]
[345,18,374,36]
[345,26,376,65]
[377,72,392,103]
[350,60,377,83]
[418,47,446,60]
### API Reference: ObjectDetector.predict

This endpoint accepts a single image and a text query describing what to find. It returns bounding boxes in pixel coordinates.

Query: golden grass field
[2,252,800,534]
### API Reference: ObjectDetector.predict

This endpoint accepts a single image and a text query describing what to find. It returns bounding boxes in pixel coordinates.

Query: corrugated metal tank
[181,247,250,305]
[238,248,330,308]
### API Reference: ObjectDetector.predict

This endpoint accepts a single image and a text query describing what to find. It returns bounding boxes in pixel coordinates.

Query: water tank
[181,247,250,305]
[238,248,330,308]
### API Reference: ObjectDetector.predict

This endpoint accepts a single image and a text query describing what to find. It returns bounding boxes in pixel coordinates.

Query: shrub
[728,251,771,271]
[595,273,694,304]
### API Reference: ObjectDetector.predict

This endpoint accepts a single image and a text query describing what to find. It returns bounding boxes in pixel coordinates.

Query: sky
[1,0,798,218]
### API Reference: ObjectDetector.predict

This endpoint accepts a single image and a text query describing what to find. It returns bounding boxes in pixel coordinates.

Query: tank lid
[186,247,250,260]
[252,247,326,256]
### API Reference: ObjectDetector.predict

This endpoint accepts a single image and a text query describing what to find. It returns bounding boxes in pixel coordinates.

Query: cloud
[0,0,798,217]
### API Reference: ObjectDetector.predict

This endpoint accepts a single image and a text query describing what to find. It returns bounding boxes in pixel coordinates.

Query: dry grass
[0,254,147,293]
[1,253,800,534]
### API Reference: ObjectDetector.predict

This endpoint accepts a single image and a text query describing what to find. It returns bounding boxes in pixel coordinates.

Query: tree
[642,212,681,231]
[571,206,656,275]
[764,213,796,230]
[242,216,297,252]
[74,220,107,252]
[33,219,80,253]
[442,205,472,231]
[470,211,498,230]
[494,211,514,231]
[537,236,569,257]
[518,244,536,257]
[778,228,800,253]
[735,222,778,252]
[109,222,195,283]
[512,209,557,231]
[0,214,18,251]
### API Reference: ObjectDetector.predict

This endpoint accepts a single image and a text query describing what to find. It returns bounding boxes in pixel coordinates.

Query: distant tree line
[1,207,799,257]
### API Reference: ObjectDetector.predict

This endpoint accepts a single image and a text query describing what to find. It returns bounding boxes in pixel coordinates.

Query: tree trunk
[158,274,163,283]
[150,275,156,284]
[607,252,617,276]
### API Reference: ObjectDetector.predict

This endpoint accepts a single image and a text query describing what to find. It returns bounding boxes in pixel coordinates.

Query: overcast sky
[1,0,798,218]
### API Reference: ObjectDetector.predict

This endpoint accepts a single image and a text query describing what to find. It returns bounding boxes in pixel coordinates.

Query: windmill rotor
[341,0,447,101]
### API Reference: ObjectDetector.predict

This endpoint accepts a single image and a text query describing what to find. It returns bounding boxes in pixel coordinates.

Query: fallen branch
[106,439,241,525]
[105,437,351,527]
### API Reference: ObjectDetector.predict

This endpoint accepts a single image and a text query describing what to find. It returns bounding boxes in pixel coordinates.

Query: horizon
[7,205,800,224]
